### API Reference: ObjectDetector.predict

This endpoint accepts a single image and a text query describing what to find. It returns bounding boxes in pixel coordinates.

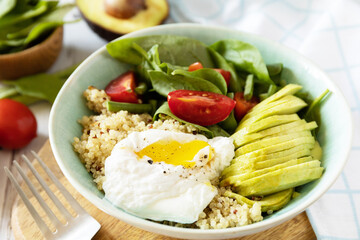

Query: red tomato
[105,71,139,103]
[0,99,37,149]
[188,62,203,71]
[188,62,231,86]
[213,68,231,86]
[167,90,236,126]
[234,92,259,121]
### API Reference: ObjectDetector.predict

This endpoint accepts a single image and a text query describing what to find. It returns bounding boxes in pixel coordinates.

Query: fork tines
[4,151,100,239]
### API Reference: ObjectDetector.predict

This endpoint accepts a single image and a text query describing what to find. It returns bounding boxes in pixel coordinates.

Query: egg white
[103,129,234,223]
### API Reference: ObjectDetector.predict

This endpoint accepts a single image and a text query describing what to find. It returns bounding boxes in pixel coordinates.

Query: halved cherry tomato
[188,62,203,72]
[188,62,231,86]
[105,71,139,103]
[0,99,37,149]
[234,92,259,121]
[167,90,236,126]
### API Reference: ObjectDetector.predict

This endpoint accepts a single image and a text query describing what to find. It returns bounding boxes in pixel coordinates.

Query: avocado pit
[104,0,147,19]
[77,0,169,41]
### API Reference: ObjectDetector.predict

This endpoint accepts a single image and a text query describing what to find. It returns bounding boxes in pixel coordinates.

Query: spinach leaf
[208,47,243,92]
[0,2,75,54]
[172,68,227,95]
[107,35,214,68]
[0,1,48,28]
[24,21,63,45]
[159,62,188,74]
[7,4,75,40]
[148,70,222,97]
[1,63,78,103]
[207,125,230,137]
[0,0,16,18]
[107,101,153,114]
[218,92,237,134]
[0,86,17,99]
[134,43,163,85]
[210,39,274,85]
[267,63,283,77]
[154,102,214,138]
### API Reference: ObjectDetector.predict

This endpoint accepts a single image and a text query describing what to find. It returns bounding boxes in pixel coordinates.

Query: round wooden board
[11,140,316,240]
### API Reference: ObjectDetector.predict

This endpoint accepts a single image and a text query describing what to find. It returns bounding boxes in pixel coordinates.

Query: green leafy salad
[0,0,75,54]
[99,35,329,214]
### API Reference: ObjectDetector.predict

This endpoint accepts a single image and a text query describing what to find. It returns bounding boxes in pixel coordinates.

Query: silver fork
[4,151,100,240]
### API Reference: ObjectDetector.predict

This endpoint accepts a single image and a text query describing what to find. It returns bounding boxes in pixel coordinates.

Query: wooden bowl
[0,26,63,80]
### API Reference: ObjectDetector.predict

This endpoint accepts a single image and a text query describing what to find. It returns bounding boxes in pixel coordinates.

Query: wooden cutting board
[11,140,316,240]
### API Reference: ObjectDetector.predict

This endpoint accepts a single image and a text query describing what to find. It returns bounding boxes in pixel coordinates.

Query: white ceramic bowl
[49,23,353,239]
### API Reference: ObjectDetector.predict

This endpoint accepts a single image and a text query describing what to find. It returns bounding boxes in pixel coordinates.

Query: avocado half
[77,0,169,41]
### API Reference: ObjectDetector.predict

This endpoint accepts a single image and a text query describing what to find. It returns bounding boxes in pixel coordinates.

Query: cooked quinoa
[73,86,263,229]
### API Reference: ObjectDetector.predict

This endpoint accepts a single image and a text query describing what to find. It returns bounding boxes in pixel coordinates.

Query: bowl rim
[49,23,353,237]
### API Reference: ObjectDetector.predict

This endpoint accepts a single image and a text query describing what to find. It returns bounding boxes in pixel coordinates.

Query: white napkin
[167,0,360,238]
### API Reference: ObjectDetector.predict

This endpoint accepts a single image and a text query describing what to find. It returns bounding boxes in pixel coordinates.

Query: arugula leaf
[154,102,214,138]
[210,39,274,85]
[107,35,215,68]
[172,68,227,95]
[148,70,222,97]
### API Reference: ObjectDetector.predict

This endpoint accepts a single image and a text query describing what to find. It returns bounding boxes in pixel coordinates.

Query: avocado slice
[221,156,313,186]
[231,144,313,165]
[236,131,312,155]
[235,161,323,196]
[241,95,301,123]
[233,120,317,148]
[232,114,300,147]
[235,136,315,157]
[237,96,307,130]
[226,146,313,176]
[77,0,169,41]
[311,141,323,160]
[245,84,303,115]
[224,188,294,212]
[255,148,313,169]
[235,84,303,131]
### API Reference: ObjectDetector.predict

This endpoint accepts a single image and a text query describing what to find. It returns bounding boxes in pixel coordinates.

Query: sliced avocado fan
[224,188,294,212]
[222,83,324,211]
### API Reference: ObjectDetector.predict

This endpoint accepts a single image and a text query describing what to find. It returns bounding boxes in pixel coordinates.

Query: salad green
[0,0,75,54]
[105,35,328,139]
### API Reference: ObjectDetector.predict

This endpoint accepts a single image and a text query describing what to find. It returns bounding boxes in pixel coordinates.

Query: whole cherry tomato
[167,90,236,126]
[188,62,204,71]
[234,92,259,121]
[188,62,231,86]
[105,71,139,103]
[0,99,37,149]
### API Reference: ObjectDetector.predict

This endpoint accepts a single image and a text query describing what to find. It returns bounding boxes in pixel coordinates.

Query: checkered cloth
[167,0,360,238]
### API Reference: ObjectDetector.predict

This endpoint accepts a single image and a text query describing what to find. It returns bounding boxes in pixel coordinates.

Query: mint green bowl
[49,23,352,239]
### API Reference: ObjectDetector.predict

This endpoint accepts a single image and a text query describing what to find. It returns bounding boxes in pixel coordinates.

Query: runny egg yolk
[136,140,213,168]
